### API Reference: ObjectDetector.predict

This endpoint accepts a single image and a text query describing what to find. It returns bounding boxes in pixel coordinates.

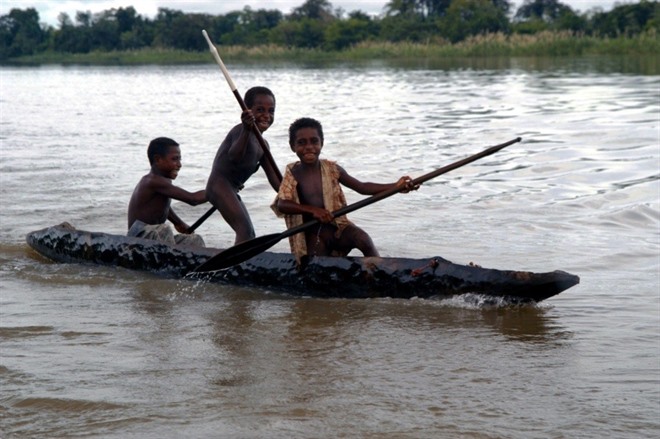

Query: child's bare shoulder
[139,172,171,191]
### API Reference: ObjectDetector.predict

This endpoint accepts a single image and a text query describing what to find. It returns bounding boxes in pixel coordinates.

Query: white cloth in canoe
[127,220,205,247]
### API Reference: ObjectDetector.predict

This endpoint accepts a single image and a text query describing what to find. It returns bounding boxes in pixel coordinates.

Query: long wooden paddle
[190,137,521,273]
[188,206,215,233]
[187,30,284,233]
[201,29,282,181]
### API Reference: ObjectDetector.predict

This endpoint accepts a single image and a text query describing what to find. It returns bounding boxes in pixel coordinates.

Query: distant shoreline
[3,32,658,67]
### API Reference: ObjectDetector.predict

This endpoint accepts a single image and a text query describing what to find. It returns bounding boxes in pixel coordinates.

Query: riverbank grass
[5,31,658,65]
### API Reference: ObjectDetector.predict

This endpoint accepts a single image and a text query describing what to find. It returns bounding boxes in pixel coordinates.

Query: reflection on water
[479,306,572,343]
[1,59,658,438]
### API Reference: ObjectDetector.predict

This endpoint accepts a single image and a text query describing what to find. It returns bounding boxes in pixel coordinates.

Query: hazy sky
[1,0,629,27]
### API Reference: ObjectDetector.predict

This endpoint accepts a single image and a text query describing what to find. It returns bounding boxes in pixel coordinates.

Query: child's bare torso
[209,124,263,189]
[292,163,325,209]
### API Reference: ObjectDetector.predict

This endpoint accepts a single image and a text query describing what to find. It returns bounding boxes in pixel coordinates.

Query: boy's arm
[338,166,417,195]
[277,199,334,223]
[226,113,253,162]
[167,208,190,234]
[152,176,207,206]
[260,150,282,192]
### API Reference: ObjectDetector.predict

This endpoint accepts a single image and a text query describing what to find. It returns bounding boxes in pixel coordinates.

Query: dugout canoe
[25,223,579,303]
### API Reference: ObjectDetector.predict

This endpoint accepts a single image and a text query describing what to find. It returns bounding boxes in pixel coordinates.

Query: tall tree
[492,0,512,15]
[439,0,510,42]
[90,10,120,51]
[115,6,139,34]
[590,1,660,37]
[56,12,73,28]
[270,17,326,48]
[211,11,241,45]
[289,0,336,21]
[0,7,46,58]
[385,0,452,17]
[153,7,184,47]
[324,11,376,49]
[75,11,92,27]
[514,0,573,22]
[514,0,587,32]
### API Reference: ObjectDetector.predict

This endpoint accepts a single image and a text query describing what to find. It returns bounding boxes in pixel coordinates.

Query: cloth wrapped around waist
[127,220,205,247]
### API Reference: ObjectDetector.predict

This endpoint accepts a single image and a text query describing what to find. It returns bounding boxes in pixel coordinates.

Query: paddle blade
[191,233,283,273]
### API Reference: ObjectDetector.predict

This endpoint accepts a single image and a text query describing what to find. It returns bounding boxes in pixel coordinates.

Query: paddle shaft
[202,29,282,181]
[188,206,215,233]
[191,137,521,273]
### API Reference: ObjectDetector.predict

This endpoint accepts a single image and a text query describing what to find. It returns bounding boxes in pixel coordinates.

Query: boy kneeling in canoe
[127,137,207,246]
[272,117,417,262]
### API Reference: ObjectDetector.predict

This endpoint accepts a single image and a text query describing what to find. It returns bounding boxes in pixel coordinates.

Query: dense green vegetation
[1,0,658,63]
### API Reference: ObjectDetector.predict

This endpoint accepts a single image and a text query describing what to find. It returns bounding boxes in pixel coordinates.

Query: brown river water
[1,57,658,438]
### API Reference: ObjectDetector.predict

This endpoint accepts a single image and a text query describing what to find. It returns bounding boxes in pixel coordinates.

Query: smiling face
[154,145,182,179]
[291,127,323,165]
[250,93,276,133]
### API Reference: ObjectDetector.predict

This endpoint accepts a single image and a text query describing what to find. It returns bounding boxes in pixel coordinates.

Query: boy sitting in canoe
[273,117,417,262]
[128,137,207,246]
[206,86,282,245]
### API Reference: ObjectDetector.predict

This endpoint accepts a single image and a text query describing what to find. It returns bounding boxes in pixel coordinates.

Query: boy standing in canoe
[206,86,282,245]
[273,117,417,262]
[127,137,207,246]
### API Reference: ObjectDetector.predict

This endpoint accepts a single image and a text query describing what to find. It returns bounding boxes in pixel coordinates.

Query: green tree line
[1,0,658,60]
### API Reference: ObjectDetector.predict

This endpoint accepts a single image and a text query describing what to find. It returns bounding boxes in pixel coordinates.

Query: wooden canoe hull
[25,223,579,302]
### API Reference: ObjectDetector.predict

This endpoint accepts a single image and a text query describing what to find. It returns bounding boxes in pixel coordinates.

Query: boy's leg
[213,191,255,244]
[335,225,379,257]
[305,224,332,257]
